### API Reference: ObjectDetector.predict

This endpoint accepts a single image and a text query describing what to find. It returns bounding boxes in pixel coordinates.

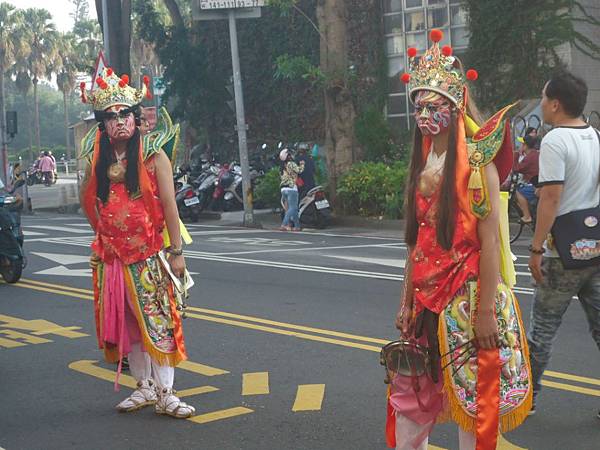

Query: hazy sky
[7,0,98,32]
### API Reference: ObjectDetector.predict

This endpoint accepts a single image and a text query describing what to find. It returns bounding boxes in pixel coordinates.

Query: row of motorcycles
[174,143,332,229]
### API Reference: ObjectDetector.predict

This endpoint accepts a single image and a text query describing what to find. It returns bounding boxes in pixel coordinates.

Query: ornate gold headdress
[79,67,152,111]
[401,29,478,111]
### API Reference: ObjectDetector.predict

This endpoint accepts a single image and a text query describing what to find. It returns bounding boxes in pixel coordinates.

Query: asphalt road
[1,214,598,450]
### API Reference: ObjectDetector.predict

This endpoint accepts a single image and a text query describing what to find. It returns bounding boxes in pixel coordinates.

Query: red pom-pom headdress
[80,67,150,111]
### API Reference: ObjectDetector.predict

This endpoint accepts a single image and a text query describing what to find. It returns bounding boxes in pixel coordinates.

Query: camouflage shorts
[527,257,600,392]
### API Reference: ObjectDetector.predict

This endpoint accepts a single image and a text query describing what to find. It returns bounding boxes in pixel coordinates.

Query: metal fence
[511,110,600,139]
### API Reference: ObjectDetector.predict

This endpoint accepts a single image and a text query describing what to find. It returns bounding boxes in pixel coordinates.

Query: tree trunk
[95,0,132,77]
[63,90,71,161]
[33,78,41,152]
[316,0,357,202]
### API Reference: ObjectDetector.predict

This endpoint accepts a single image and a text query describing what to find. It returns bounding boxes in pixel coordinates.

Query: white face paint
[414,91,453,136]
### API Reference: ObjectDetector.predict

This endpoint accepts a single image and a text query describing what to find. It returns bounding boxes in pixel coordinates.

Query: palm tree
[0,3,28,180]
[56,33,79,161]
[22,7,58,152]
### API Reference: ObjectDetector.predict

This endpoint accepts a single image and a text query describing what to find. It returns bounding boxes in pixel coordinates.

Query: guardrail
[511,110,599,139]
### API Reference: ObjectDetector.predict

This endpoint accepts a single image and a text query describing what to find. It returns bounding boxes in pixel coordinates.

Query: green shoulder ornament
[466,102,518,219]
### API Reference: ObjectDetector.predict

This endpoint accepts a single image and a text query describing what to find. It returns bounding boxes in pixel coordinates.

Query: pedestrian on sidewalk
[279,148,304,231]
[527,71,600,417]
[79,67,194,419]
[388,30,531,450]
[39,151,55,186]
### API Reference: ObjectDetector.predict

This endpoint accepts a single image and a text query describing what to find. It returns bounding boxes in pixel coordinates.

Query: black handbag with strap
[550,128,600,269]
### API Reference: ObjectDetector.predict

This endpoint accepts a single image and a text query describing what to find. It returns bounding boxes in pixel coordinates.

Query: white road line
[188,229,273,236]
[24,225,93,234]
[213,242,408,256]
[22,230,46,236]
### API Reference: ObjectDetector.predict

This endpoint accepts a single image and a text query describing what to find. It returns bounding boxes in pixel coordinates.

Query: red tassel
[400,73,411,84]
[442,45,453,57]
[96,77,103,86]
[121,74,129,85]
[106,68,113,76]
[407,47,417,58]
[119,80,126,88]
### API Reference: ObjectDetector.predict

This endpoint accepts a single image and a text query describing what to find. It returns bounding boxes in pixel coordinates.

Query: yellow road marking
[177,386,220,398]
[242,372,270,396]
[185,311,382,352]
[498,434,528,449]
[541,379,600,397]
[544,370,600,387]
[0,314,88,338]
[188,406,254,424]
[292,384,325,411]
[31,326,88,338]
[69,360,138,389]
[7,278,600,400]
[68,360,219,398]
[187,306,389,345]
[0,329,52,344]
[20,278,93,295]
[179,360,230,377]
[7,281,94,300]
[0,336,27,348]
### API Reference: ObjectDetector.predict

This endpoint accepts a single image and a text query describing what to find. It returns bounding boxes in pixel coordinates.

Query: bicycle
[507,173,538,243]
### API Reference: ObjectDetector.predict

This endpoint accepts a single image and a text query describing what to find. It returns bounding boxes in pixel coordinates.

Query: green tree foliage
[464,0,600,111]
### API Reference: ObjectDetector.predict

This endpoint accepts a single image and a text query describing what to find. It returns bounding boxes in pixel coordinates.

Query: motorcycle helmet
[279,149,289,162]
[219,171,235,189]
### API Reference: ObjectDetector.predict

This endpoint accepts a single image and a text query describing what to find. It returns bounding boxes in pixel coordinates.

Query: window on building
[451,26,469,48]
[384,0,403,14]
[427,0,446,6]
[388,95,408,115]
[405,32,427,50]
[388,115,410,132]
[405,10,426,31]
[388,56,407,94]
[450,5,467,26]
[384,14,403,35]
[386,36,406,56]
[405,0,423,8]
[428,7,449,28]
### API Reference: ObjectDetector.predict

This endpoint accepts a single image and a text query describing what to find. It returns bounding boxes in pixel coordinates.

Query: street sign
[193,5,261,20]
[199,0,265,9]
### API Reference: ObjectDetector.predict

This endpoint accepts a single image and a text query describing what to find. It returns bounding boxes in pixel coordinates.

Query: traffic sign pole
[227,9,255,227]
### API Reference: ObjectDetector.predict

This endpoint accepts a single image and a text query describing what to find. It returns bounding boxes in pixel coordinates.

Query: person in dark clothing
[515,135,540,223]
[296,146,316,198]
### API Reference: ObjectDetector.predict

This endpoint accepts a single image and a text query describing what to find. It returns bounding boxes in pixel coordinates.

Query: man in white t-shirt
[527,71,600,417]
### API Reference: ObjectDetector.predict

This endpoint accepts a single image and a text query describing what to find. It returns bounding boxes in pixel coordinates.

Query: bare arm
[154,150,182,250]
[528,184,563,283]
[154,150,186,277]
[475,163,501,349]
[395,246,415,335]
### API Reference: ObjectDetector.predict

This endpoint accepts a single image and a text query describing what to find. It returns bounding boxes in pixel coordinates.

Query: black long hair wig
[404,113,458,251]
[95,106,143,203]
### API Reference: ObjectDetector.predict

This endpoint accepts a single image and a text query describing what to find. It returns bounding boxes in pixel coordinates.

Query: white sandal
[115,379,157,412]
[155,388,195,418]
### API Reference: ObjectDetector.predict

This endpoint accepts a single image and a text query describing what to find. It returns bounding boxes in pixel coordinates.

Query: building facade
[383,0,600,130]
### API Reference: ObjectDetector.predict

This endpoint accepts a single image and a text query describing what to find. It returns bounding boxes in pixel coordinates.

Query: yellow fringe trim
[437,292,533,434]
[123,268,186,367]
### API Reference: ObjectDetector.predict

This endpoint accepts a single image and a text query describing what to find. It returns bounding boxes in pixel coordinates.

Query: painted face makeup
[104,105,136,142]
[414,91,453,136]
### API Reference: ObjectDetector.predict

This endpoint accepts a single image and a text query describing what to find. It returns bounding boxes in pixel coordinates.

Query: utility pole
[101,0,110,64]
[228,9,254,227]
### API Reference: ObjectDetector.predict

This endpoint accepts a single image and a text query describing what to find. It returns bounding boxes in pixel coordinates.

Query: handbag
[295,176,304,188]
[551,129,600,269]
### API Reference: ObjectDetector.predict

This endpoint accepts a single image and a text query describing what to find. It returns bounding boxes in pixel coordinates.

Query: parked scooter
[299,186,332,229]
[0,179,26,283]
[174,166,203,222]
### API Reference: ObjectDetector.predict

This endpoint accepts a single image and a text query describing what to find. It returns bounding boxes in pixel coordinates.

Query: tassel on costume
[468,166,483,190]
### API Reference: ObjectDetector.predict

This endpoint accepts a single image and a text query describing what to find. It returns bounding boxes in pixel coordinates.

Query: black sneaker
[528,393,537,416]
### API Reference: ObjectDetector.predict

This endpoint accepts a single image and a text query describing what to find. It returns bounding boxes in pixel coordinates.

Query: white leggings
[395,413,476,450]
[127,343,174,389]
